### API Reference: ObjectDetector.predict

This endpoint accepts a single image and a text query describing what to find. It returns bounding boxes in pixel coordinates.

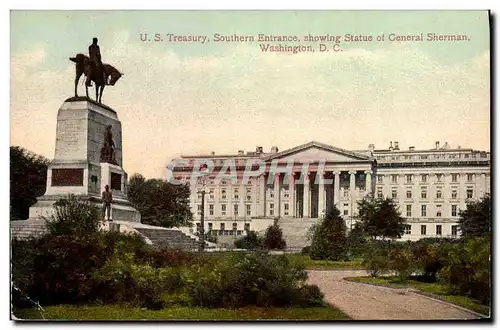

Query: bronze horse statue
[69,53,123,103]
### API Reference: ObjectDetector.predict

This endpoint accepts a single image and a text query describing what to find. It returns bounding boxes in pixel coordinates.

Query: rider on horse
[86,37,102,87]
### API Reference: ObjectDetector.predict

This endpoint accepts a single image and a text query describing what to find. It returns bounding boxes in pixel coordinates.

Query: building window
[246,188,251,194]
[270,190,274,198]
[284,203,289,216]
[392,189,398,199]
[221,189,227,199]
[208,223,213,232]
[391,175,398,183]
[421,205,427,217]
[234,188,239,200]
[343,190,349,198]
[451,190,457,199]
[421,225,427,235]
[221,204,226,216]
[244,223,250,231]
[209,204,214,216]
[232,222,238,232]
[421,188,427,199]
[436,205,442,217]
[466,189,473,199]
[467,174,474,182]
[406,204,412,217]
[377,187,383,199]
[406,190,412,199]
[436,174,443,182]
[269,203,274,216]
[246,195,252,201]
[220,223,225,231]
[284,191,289,198]
[404,225,411,235]
[344,209,349,216]
[197,204,202,215]
[436,189,442,199]
[451,174,458,182]
[451,225,458,237]
[234,204,239,216]
[196,223,201,232]
[421,174,428,182]
[436,225,442,236]
[451,205,458,217]
[405,174,413,184]
[377,175,384,183]
[246,204,251,216]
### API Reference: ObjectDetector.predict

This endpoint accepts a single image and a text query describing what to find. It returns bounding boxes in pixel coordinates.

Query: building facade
[168,140,490,243]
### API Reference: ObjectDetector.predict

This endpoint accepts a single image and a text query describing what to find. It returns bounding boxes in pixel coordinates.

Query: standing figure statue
[100,125,117,164]
[102,185,113,221]
[86,37,102,87]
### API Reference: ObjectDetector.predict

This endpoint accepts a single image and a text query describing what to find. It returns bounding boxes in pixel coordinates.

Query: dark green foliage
[346,222,367,258]
[234,230,263,250]
[44,195,101,236]
[357,197,406,240]
[301,246,311,255]
[183,252,323,308]
[263,224,286,250]
[459,195,491,238]
[439,236,491,305]
[10,146,49,220]
[362,241,389,277]
[127,174,193,228]
[310,208,347,261]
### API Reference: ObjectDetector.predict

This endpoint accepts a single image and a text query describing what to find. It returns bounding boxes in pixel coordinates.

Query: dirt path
[307,270,482,320]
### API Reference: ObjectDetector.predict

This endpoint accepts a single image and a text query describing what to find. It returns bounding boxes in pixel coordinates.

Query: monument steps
[277,218,321,249]
[11,220,48,239]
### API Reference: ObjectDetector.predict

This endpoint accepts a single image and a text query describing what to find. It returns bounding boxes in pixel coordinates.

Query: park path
[307,270,482,320]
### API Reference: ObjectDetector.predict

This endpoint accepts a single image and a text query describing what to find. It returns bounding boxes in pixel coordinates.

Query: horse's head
[108,69,123,86]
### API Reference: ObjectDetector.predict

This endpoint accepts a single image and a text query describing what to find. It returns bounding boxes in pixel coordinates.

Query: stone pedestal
[29,97,141,222]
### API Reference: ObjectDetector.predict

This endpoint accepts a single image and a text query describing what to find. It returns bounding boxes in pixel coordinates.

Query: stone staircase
[134,227,199,251]
[11,220,48,239]
[276,217,322,249]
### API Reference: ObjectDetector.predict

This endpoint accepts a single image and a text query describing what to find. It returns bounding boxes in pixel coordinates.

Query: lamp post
[197,181,209,252]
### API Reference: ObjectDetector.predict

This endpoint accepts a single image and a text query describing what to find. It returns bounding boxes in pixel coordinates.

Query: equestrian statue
[69,37,123,104]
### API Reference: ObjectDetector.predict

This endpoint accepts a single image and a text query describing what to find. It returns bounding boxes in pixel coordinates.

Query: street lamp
[197,180,209,252]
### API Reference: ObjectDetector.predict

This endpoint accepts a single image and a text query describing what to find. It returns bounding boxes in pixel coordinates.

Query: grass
[286,254,364,270]
[345,275,490,316]
[13,305,350,321]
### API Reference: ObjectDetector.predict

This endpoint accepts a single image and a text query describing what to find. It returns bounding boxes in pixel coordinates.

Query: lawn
[345,275,489,316]
[286,254,364,270]
[13,305,350,321]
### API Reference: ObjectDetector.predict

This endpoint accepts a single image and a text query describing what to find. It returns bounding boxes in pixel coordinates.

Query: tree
[357,197,406,240]
[458,195,491,238]
[127,174,193,228]
[310,207,347,261]
[263,224,286,250]
[10,146,50,220]
[346,222,367,258]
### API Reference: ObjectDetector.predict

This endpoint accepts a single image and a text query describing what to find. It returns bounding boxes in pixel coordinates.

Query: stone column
[318,172,325,218]
[334,171,340,207]
[259,174,266,217]
[289,173,296,217]
[365,170,372,196]
[303,172,310,218]
[349,170,356,226]
[274,173,281,218]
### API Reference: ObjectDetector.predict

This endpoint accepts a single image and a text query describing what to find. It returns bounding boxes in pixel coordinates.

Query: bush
[439,236,490,304]
[362,241,389,277]
[388,245,417,282]
[310,208,347,261]
[301,246,311,255]
[346,223,367,258]
[234,230,263,250]
[263,224,286,250]
[44,195,101,236]
[182,252,322,308]
[136,245,204,268]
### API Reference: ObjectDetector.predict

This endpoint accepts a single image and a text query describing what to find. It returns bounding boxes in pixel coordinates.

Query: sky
[10,10,490,179]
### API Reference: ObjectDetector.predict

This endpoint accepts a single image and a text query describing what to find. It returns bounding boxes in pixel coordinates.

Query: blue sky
[10,10,490,178]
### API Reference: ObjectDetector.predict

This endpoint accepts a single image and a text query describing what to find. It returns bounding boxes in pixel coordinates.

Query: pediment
[264,141,371,162]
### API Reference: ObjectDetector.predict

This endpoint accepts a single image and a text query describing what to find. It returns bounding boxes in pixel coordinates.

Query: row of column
[258,170,372,218]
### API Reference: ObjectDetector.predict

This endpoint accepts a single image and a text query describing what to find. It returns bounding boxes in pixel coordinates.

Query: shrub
[439,236,491,304]
[234,230,263,250]
[182,252,322,308]
[346,222,367,258]
[263,224,286,250]
[388,245,417,282]
[362,241,389,277]
[44,195,101,236]
[136,245,204,268]
[301,246,311,255]
[310,208,347,261]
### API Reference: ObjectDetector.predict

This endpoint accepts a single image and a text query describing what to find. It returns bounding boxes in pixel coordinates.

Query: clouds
[10,29,490,178]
